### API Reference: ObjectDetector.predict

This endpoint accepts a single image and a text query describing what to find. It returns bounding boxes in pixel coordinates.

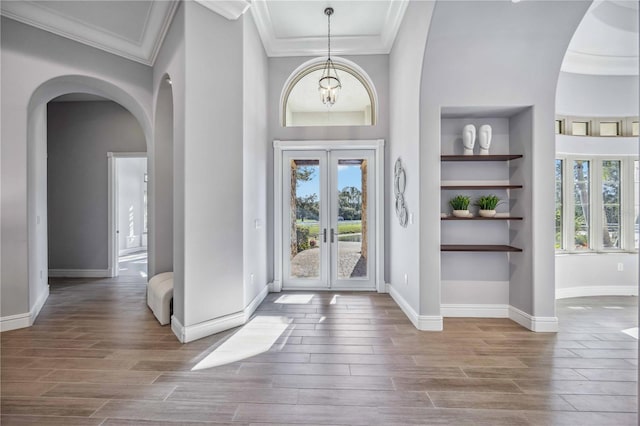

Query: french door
[281,149,376,290]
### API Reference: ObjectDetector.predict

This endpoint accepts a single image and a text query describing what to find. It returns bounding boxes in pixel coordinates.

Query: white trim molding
[48,269,111,278]
[509,306,558,333]
[556,285,638,299]
[562,50,639,77]
[0,1,179,66]
[388,284,443,331]
[441,304,509,318]
[251,0,408,57]
[195,0,250,21]
[172,284,269,343]
[1,285,49,332]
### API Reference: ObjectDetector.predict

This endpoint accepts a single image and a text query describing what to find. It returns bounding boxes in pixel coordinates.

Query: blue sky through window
[296,165,362,198]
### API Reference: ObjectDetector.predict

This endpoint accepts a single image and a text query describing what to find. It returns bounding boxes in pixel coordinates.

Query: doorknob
[331,228,335,243]
[323,228,327,243]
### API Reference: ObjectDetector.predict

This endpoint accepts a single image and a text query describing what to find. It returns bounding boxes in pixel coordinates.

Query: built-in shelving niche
[440,106,533,315]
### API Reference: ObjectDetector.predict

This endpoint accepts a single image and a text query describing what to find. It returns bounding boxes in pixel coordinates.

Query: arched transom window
[282,60,377,127]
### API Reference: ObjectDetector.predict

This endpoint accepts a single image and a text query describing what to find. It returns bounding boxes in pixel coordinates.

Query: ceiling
[562,0,639,75]
[1,0,635,76]
[0,0,179,65]
[251,1,409,57]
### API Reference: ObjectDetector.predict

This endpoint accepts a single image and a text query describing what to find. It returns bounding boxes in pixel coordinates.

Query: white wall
[243,8,269,307]
[152,2,185,322]
[181,1,244,330]
[1,16,152,329]
[267,54,390,284]
[388,0,435,319]
[47,101,146,270]
[556,72,639,117]
[117,158,148,254]
[419,1,590,323]
[290,111,366,127]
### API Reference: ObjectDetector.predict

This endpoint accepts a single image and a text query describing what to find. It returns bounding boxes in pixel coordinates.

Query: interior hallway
[0,276,637,425]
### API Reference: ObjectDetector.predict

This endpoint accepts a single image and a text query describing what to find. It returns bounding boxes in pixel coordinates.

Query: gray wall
[1,16,152,320]
[556,72,639,117]
[243,8,269,306]
[388,1,435,315]
[419,0,590,319]
[47,101,146,270]
[267,54,390,283]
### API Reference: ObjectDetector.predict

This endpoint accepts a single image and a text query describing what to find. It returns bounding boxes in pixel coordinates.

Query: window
[555,120,563,135]
[282,60,376,127]
[601,160,621,249]
[573,160,590,249]
[633,122,639,137]
[600,122,620,136]
[572,121,589,136]
[557,156,638,253]
[555,159,563,249]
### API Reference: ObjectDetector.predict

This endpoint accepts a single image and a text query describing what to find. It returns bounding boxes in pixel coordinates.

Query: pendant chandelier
[318,7,341,106]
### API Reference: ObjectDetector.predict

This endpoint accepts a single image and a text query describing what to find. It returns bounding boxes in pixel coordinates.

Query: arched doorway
[150,75,174,276]
[26,75,152,317]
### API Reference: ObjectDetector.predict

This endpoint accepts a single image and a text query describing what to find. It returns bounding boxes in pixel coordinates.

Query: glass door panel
[282,149,375,290]
[330,151,375,290]
[282,151,328,288]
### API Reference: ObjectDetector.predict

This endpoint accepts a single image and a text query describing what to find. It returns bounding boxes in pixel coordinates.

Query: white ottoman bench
[147,272,173,325]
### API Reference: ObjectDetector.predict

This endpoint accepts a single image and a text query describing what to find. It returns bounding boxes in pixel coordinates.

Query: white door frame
[107,152,147,277]
[273,139,385,293]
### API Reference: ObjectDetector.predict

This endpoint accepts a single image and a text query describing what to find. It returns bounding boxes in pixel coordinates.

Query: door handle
[331,228,335,243]
[323,228,327,243]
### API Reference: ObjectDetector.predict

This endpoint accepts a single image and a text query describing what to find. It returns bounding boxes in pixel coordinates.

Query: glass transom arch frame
[281,59,377,128]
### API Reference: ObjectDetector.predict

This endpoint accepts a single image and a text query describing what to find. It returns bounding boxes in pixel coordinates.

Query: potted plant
[475,194,502,217]
[449,195,471,217]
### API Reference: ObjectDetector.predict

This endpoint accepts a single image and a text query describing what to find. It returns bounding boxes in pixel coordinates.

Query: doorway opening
[110,155,148,278]
[274,140,385,292]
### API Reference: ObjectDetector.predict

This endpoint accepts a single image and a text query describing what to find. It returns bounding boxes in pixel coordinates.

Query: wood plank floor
[1,277,637,425]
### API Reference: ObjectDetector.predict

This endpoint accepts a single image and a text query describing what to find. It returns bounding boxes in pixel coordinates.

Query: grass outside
[296,221,361,237]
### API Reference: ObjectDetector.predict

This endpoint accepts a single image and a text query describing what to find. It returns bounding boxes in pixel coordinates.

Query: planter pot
[479,209,497,217]
[452,210,471,218]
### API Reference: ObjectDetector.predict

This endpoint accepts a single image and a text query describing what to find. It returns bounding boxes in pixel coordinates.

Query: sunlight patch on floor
[191,316,292,370]
[274,294,314,304]
[622,327,638,339]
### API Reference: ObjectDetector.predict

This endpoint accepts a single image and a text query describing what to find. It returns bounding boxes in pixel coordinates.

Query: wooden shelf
[441,154,523,162]
[441,184,523,190]
[441,216,523,221]
[441,244,522,252]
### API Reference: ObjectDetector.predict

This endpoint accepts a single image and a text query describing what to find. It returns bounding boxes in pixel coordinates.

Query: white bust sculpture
[462,124,476,155]
[479,124,492,155]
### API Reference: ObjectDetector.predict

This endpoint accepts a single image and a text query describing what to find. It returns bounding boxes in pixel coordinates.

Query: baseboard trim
[388,285,443,331]
[441,304,509,318]
[244,285,269,321]
[509,305,558,332]
[49,269,110,278]
[0,312,31,332]
[268,280,281,293]
[1,285,49,332]
[171,285,269,343]
[31,284,49,325]
[556,285,638,299]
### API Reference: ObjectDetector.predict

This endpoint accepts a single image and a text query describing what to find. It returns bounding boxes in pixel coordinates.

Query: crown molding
[251,0,409,57]
[0,0,179,66]
[562,50,639,76]
[194,0,250,21]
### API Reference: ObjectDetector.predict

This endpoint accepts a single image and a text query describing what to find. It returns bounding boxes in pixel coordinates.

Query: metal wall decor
[394,158,408,227]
